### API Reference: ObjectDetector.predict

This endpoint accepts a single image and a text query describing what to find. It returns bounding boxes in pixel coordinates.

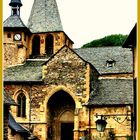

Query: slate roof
[4,90,17,105]
[4,60,47,82]
[9,113,29,133]
[88,79,133,106]
[74,46,133,74]
[27,0,63,33]
[3,15,26,28]
[4,46,133,82]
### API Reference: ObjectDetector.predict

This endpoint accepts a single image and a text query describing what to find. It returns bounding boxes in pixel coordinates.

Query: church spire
[9,0,22,16]
[27,0,63,33]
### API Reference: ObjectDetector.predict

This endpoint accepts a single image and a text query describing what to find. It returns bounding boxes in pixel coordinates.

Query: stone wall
[89,106,132,140]
[4,46,91,139]
[4,46,132,140]
[90,67,99,99]
[3,43,18,68]
[42,46,90,104]
[3,31,27,69]
[3,31,73,68]
[4,83,132,140]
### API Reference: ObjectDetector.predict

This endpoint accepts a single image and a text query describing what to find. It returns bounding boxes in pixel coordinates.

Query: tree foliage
[82,34,128,48]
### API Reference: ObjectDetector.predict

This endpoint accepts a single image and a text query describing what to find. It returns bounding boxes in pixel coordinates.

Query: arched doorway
[32,35,40,55]
[45,34,54,56]
[47,90,75,140]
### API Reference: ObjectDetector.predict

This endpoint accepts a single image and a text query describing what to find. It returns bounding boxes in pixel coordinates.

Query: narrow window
[12,8,17,15]
[24,33,26,41]
[46,34,54,56]
[11,6,20,16]
[32,35,40,55]
[17,93,26,117]
[7,33,11,38]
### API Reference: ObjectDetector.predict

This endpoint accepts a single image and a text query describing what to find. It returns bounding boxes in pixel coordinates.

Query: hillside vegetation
[82,34,128,48]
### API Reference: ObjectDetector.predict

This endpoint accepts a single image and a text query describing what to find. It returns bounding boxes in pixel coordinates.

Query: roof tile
[27,0,63,33]
[74,46,133,74]
[88,79,133,106]
[3,15,26,28]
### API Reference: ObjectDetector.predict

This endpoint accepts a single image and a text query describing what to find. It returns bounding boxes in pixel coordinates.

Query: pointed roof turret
[9,0,22,16]
[3,16,26,28]
[27,0,63,33]
[3,0,29,32]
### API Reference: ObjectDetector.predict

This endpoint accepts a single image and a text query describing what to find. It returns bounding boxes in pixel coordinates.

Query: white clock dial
[14,33,21,41]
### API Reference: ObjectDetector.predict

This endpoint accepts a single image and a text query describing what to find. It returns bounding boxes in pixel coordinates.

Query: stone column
[40,35,45,55]
[74,108,80,140]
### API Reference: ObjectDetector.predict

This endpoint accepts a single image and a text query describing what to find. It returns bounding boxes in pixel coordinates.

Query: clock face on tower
[14,33,21,41]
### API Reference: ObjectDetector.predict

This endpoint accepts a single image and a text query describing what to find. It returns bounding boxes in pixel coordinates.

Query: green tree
[82,34,128,48]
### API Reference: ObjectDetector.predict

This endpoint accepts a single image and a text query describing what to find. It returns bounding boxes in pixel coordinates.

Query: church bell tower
[9,0,22,16]
[3,0,74,67]
[3,0,30,68]
[27,0,74,58]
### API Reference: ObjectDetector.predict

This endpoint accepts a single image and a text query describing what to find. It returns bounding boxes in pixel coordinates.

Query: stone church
[3,0,134,140]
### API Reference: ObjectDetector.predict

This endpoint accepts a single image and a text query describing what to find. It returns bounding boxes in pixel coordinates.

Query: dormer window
[106,59,116,68]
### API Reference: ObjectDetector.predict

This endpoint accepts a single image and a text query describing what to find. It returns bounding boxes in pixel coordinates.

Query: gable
[42,46,88,86]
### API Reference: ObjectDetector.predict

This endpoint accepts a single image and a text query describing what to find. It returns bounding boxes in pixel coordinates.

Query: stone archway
[47,90,75,140]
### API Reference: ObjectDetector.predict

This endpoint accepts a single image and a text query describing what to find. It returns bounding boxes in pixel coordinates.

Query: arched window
[46,34,54,56]
[17,93,26,117]
[32,35,40,55]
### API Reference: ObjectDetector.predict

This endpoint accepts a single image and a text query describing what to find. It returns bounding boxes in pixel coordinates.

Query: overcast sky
[3,0,137,48]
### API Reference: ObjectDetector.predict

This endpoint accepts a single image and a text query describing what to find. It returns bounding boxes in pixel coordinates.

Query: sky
[3,0,137,48]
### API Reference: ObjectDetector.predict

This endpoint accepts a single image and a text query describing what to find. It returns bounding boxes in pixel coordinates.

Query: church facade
[3,0,134,140]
